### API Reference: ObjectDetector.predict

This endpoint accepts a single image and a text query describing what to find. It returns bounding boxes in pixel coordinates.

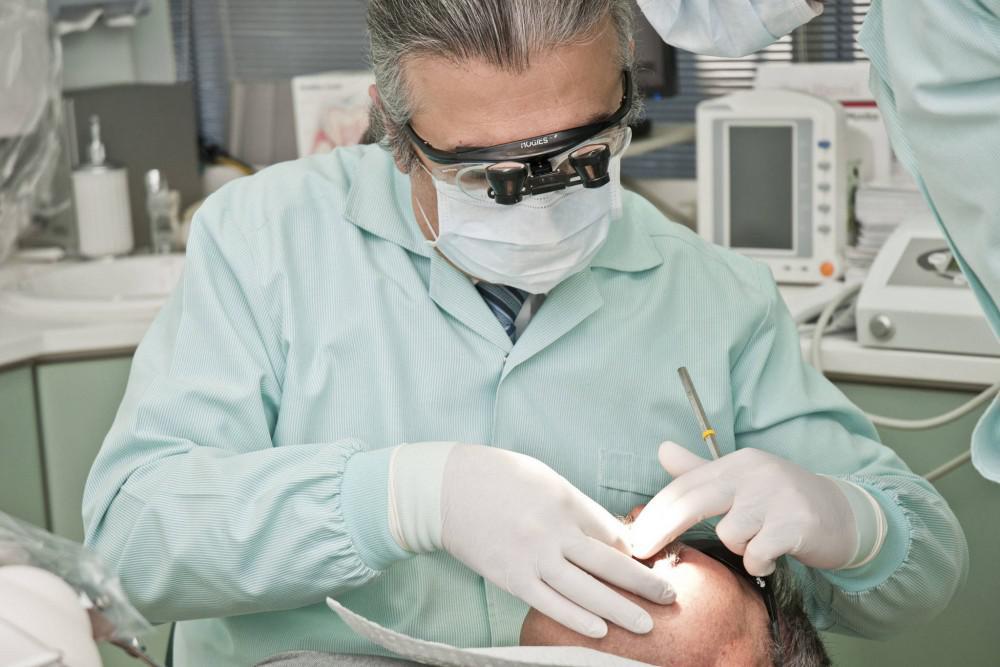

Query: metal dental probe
[677,367,721,460]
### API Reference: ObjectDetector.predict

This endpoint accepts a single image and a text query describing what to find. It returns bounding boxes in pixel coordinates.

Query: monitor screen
[728,125,794,251]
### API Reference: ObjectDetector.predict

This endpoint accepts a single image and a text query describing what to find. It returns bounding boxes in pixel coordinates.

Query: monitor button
[818,204,831,213]
[818,161,832,171]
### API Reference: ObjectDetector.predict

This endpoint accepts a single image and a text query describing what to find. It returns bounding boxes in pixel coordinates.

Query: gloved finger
[539,557,654,635]
[657,441,711,477]
[514,577,609,639]
[742,526,798,576]
[564,537,675,604]
[643,446,731,513]
[630,482,735,559]
[574,491,632,554]
[714,503,764,556]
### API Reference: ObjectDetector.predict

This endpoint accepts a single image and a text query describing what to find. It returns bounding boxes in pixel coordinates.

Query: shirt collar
[589,197,664,273]
[343,145,433,258]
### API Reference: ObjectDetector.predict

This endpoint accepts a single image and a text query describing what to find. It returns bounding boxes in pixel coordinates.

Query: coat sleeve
[729,264,968,638]
[635,0,821,57]
[82,190,408,623]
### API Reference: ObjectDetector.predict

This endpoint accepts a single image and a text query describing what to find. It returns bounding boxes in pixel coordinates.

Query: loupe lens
[486,162,528,205]
[569,144,611,188]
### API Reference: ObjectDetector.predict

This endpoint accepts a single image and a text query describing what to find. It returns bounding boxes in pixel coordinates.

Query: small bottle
[145,169,177,254]
[73,115,133,257]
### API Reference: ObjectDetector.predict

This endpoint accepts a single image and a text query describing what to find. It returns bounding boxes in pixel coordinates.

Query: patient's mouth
[637,540,684,569]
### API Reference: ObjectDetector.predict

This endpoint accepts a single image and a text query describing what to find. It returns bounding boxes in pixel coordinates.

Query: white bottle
[72,115,133,258]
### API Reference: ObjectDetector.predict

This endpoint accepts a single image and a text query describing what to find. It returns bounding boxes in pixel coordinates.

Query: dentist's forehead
[404,27,622,151]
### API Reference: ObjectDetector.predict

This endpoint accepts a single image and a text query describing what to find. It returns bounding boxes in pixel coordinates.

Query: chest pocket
[597,449,671,518]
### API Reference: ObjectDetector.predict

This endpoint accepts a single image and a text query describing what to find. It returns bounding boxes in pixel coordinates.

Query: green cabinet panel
[35,356,132,542]
[0,365,47,528]
[31,355,168,667]
[822,382,998,667]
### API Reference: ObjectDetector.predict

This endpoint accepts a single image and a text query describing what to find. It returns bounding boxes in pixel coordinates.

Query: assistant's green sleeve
[729,264,968,639]
[82,191,409,624]
[860,0,1000,481]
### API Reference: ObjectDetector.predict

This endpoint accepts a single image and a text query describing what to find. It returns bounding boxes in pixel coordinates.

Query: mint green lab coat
[83,145,967,665]
[861,0,1000,481]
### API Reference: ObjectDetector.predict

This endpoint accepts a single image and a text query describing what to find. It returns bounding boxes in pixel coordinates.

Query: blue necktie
[475,282,529,341]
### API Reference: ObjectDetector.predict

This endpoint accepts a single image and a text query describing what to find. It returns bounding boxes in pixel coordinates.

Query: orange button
[820,261,835,277]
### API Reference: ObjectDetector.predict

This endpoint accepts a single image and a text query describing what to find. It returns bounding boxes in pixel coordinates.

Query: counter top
[801,333,999,390]
[0,257,162,368]
[1,257,998,388]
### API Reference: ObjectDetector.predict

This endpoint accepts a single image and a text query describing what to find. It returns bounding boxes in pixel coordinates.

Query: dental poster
[291,71,375,158]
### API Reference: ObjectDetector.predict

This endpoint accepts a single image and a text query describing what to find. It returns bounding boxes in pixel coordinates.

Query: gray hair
[365,0,642,171]
[769,559,832,667]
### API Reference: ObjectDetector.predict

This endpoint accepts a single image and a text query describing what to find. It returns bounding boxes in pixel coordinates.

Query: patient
[520,515,830,667]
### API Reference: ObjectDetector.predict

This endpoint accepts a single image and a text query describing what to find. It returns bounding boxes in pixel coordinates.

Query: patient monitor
[697,89,849,285]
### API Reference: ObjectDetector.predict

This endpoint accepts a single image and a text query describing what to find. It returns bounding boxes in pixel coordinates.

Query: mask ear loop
[414,162,440,248]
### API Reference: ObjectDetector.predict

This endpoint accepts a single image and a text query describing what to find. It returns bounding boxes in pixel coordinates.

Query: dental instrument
[677,367,721,460]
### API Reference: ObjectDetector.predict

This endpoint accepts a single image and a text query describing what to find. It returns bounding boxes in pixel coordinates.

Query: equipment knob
[869,314,895,341]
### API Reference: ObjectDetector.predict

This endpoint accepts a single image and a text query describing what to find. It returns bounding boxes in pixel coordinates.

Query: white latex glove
[629,443,887,576]
[389,443,675,639]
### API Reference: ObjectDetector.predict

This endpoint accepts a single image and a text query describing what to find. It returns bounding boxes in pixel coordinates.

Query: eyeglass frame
[402,69,634,166]
[683,538,784,666]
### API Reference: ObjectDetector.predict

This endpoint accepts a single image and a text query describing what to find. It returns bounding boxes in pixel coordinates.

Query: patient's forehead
[520,540,771,667]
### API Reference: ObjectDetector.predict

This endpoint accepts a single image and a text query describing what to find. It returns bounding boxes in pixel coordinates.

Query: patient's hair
[767,559,831,667]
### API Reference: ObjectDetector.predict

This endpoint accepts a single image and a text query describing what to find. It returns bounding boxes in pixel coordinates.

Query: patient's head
[520,522,829,666]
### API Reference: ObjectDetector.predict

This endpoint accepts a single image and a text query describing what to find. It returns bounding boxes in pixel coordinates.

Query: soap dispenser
[71,115,133,258]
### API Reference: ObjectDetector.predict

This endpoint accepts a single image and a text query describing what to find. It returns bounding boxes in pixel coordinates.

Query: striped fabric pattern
[474,283,529,341]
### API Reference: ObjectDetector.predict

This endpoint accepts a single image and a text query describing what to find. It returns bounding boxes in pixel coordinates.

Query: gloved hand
[629,443,887,576]
[389,443,675,639]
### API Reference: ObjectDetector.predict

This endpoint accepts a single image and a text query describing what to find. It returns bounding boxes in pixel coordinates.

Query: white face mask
[416,157,623,294]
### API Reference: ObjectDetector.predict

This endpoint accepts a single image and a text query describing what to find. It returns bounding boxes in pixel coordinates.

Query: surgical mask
[417,157,623,295]
[636,0,823,58]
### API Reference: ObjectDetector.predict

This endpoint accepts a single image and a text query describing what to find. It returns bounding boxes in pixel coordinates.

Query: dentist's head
[365,1,641,293]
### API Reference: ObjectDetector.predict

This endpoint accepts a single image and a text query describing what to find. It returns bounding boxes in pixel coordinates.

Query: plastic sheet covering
[0,511,153,642]
[0,0,62,264]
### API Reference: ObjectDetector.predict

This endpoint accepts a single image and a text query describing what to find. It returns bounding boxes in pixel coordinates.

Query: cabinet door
[822,382,998,667]
[35,356,132,542]
[0,365,46,527]
[34,357,170,667]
